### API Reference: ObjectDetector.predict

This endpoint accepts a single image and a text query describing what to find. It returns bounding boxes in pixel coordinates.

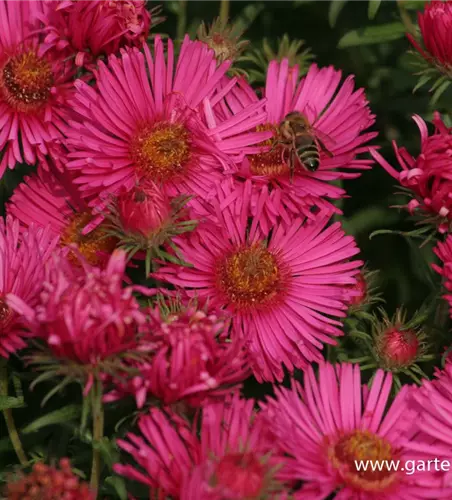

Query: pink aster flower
[372,113,452,233]
[407,0,452,71]
[7,170,117,266]
[0,216,58,358]
[260,362,452,499]
[0,0,75,176]
[208,61,376,225]
[432,234,452,318]
[36,0,152,67]
[64,36,270,210]
[410,362,452,487]
[7,249,147,369]
[115,395,287,499]
[104,298,250,408]
[154,179,363,382]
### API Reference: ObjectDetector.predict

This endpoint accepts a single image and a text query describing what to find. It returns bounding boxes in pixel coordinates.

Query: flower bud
[349,272,367,307]
[197,18,249,64]
[409,1,452,71]
[118,182,172,237]
[378,327,420,368]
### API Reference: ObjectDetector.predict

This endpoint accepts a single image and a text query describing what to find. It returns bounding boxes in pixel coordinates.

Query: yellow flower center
[216,244,281,308]
[60,212,117,266]
[248,124,289,177]
[1,51,54,111]
[130,122,191,182]
[328,430,399,492]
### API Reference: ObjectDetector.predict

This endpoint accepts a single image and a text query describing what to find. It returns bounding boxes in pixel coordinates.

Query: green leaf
[0,395,25,410]
[329,0,348,28]
[431,79,452,106]
[338,22,406,48]
[402,0,427,9]
[105,476,128,500]
[413,74,432,93]
[21,405,81,434]
[368,0,381,19]
[232,3,265,34]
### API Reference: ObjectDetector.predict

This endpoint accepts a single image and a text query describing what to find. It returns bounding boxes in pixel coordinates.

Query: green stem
[434,298,449,330]
[0,363,28,466]
[219,0,230,25]
[397,0,417,38]
[176,0,187,42]
[90,377,104,497]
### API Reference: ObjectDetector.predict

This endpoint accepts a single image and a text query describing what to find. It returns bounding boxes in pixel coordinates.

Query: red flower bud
[379,328,420,368]
[118,182,172,237]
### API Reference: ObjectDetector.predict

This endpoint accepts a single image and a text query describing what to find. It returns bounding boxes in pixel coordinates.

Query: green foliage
[338,22,406,48]
[240,34,315,83]
[368,0,382,20]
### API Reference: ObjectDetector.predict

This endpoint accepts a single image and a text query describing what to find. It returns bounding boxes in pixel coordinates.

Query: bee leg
[289,149,296,184]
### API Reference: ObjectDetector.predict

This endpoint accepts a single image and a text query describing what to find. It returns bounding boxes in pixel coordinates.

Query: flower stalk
[90,376,105,496]
[219,0,230,25]
[176,0,187,41]
[0,361,28,466]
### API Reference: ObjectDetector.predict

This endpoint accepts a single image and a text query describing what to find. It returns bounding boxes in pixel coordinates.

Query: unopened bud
[118,182,171,237]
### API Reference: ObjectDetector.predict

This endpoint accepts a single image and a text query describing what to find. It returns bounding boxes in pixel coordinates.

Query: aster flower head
[7,249,148,389]
[210,60,376,225]
[104,297,250,408]
[115,395,286,498]
[4,458,94,500]
[260,362,452,499]
[65,36,270,210]
[408,0,452,74]
[154,179,363,382]
[7,170,117,267]
[411,361,452,481]
[0,216,58,359]
[37,0,152,67]
[0,0,75,176]
[372,113,452,234]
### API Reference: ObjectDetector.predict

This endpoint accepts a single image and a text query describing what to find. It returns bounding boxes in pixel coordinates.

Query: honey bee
[273,111,334,180]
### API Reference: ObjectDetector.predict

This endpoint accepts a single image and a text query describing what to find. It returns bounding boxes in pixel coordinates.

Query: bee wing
[299,103,336,149]
[312,127,336,149]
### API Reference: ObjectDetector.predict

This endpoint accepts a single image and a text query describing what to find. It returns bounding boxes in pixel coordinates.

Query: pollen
[60,212,117,266]
[248,124,289,177]
[328,430,399,492]
[1,51,54,112]
[130,122,191,182]
[217,244,281,309]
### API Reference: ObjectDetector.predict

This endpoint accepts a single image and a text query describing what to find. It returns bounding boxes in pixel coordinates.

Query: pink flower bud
[349,272,367,307]
[380,328,420,367]
[118,183,172,237]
